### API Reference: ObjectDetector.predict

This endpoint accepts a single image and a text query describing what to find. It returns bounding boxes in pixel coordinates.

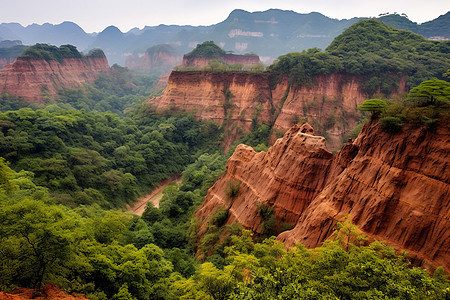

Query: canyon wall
[0,56,110,103]
[195,120,450,270]
[150,71,406,149]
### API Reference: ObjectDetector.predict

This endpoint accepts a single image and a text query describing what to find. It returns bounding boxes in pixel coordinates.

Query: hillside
[151,20,448,149]
[0,44,110,103]
[195,114,450,270]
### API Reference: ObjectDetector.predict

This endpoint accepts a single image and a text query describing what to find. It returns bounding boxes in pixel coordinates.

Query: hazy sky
[1,0,449,33]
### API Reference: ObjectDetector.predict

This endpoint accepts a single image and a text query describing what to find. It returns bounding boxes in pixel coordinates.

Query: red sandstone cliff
[150,71,407,150]
[125,51,182,74]
[195,120,450,270]
[0,56,110,103]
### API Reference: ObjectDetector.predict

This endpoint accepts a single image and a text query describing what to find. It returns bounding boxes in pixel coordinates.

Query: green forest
[1,20,450,300]
[269,19,450,94]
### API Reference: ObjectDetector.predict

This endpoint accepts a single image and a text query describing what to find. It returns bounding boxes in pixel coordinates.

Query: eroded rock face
[196,120,450,270]
[0,57,110,103]
[150,71,407,150]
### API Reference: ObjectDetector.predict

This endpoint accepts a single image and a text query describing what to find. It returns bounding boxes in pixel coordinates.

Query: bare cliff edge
[0,56,110,103]
[195,120,450,270]
[150,71,406,150]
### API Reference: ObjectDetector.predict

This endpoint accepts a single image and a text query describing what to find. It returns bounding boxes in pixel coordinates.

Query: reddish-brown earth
[0,56,110,103]
[195,119,450,270]
[150,71,407,150]
[0,283,89,300]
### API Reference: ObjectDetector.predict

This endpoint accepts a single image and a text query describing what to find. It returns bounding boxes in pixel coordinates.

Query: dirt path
[127,175,182,216]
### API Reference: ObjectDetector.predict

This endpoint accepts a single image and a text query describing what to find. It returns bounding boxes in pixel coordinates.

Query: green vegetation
[359,76,449,133]
[269,19,450,95]
[185,41,226,59]
[0,97,448,300]
[0,105,221,209]
[0,93,35,111]
[224,180,241,199]
[358,99,387,113]
[1,19,450,299]
[56,64,159,115]
[172,228,450,299]
[180,41,264,72]
[146,44,177,56]
[19,44,104,62]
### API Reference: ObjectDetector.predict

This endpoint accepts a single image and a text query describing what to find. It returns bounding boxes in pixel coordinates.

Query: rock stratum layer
[195,120,450,270]
[0,57,110,103]
[150,71,406,150]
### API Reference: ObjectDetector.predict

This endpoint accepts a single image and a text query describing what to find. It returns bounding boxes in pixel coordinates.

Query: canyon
[195,119,450,271]
[150,71,407,149]
[0,56,110,103]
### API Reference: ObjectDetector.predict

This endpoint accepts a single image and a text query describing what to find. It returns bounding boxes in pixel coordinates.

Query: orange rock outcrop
[150,71,407,150]
[195,120,450,270]
[0,56,110,103]
[0,283,89,300]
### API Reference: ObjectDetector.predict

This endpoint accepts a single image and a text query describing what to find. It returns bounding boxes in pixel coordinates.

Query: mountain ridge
[1,9,448,65]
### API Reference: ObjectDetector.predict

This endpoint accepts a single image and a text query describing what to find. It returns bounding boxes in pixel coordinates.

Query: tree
[0,199,73,290]
[406,78,450,106]
[358,99,387,116]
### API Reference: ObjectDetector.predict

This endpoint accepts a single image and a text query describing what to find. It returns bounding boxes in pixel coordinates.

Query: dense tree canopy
[20,44,105,62]
[269,19,450,94]
[0,105,221,208]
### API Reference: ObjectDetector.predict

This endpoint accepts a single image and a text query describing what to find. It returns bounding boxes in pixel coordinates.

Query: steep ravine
[150,71,407,150]
[195,119,450,270]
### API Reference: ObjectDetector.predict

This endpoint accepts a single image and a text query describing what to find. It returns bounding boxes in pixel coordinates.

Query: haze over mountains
[1,9,449,65]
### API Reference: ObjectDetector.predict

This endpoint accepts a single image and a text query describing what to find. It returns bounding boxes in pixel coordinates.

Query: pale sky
[1,0,449,33]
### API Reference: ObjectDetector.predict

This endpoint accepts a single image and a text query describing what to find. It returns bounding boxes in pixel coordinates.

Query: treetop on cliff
[185,41,226,59]
[20,43,105,62]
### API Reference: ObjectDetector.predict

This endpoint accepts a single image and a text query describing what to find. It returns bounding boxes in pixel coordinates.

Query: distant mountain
[380,12,450,40]
[0,40,26,68]
[0,21,93,49]
[1,9,448,65]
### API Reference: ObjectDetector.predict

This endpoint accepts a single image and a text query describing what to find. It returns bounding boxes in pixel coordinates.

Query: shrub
[224,180,241,199]
[210,207,229,227]
[381,116,403,133]
[358,99,387,113]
